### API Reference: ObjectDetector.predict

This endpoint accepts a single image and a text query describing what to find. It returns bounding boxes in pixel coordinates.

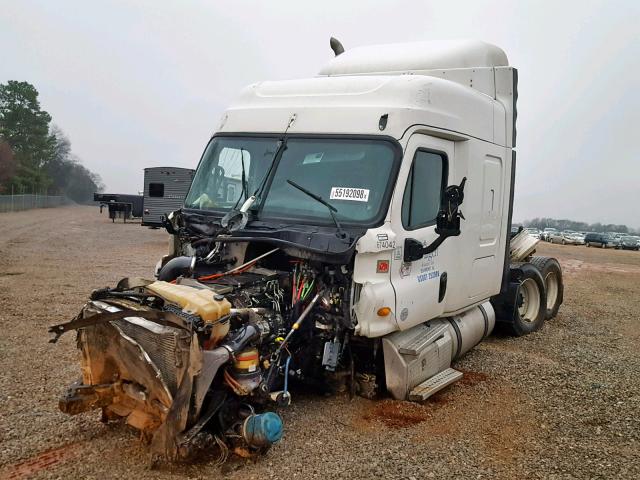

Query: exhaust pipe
[330,37,345,56]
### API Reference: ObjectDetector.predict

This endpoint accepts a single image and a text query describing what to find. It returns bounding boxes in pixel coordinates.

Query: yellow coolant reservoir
[147,281,232,323]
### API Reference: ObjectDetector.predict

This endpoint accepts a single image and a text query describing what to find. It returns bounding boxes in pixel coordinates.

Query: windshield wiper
[244,115,297,214]
[286,179,348,239]
[238,137,287,214]
[232,148,250,210]
[222,139,289,231]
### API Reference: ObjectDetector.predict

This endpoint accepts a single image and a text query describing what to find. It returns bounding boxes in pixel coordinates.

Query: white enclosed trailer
[142,166,195,227]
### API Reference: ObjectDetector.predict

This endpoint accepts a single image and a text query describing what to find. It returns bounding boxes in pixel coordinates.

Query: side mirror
[403,177,467,262]
[435,177,466,236]
[404,238,425,262]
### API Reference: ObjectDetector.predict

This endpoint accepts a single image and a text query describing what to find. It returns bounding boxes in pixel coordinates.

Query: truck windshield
[184,136,398,225]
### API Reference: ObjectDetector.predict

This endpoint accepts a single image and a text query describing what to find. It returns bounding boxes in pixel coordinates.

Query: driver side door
[389,134,454,330]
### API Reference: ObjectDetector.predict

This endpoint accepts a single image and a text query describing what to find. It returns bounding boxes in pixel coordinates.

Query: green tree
[524,218,631,233]
[0,80,54,192]
[0,81,104,202]
[0,141,17,192]
[44,126,104,202]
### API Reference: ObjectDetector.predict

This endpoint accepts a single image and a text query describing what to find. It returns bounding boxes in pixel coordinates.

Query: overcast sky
[2,0,638,227]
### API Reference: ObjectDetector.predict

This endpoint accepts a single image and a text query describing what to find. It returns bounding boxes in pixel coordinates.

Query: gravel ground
[0,206,638,479]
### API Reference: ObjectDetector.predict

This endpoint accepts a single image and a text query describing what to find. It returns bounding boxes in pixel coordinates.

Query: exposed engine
[49,236,369,461]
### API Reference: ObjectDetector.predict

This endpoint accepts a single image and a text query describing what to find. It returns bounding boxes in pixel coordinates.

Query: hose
[197,248,279,282]
[283,356,291,394]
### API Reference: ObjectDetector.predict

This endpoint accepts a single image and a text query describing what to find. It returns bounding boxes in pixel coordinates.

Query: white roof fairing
[218,75,505,145]
[319,39,509,75]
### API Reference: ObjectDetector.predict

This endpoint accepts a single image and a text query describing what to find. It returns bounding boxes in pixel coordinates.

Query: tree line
[0,80,103,203]
[521,217,635,234]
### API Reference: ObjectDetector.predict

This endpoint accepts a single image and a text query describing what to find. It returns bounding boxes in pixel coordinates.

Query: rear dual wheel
[530,256,563,320]
[504,263,547,336]
[502,257,564,336]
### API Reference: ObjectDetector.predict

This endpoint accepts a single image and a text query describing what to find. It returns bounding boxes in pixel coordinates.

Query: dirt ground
[0,206,638,479]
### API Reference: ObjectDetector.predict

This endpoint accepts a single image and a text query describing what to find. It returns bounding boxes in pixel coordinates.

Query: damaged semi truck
[50,39,563,461]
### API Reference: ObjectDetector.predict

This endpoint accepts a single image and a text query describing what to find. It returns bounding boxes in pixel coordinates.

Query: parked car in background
[585,232,617,248]
[542,228,558,242]
[608,233,625,245]
[618,236,640,251]
[524,228,541,239]
[550,231,580,245]
[609,235,621,248]
[569,232,586,245]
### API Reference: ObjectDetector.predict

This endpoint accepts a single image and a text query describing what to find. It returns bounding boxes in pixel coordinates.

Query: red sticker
[376,260,390,273]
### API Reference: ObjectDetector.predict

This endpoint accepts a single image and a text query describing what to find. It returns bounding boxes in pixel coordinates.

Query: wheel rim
[545,272,559,311]
[518,278,541,323]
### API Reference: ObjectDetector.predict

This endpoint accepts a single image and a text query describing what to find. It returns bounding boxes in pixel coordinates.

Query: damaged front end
[50,232,369,462]
[51,278,290,461]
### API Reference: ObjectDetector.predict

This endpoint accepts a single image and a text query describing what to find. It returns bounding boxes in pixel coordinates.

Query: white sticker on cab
[329,187,370,202]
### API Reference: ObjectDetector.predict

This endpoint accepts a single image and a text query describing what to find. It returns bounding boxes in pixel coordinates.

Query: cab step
[408,367,463,401]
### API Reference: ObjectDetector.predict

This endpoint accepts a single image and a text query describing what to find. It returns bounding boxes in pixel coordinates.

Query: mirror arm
[422,235,448,256]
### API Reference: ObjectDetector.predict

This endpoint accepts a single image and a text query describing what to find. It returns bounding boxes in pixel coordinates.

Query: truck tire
[502,263,547,336]
[530,256,563,320]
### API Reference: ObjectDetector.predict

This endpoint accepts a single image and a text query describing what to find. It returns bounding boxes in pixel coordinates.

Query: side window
[401,150,446,230]
[149,183,164,198]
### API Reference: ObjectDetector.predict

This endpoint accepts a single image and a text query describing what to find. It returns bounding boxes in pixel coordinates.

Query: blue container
[242,412,284,448]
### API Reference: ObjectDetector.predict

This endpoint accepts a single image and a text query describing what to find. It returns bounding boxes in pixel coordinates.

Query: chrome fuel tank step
[408,368,463,401]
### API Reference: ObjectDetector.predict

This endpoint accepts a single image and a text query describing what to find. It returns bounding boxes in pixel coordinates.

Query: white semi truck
[51,39,563,461]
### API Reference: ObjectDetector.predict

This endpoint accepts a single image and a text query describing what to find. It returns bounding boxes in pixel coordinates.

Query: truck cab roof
[217,40,516,148]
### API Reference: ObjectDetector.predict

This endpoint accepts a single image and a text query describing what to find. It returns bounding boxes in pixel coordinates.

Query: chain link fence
[0,194,70,213]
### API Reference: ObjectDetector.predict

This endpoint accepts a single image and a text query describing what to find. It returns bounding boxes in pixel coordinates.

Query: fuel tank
[382,302,495,400]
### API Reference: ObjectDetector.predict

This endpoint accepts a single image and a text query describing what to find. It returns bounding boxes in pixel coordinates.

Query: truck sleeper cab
[181,40,527,397]
[53,39,562,461]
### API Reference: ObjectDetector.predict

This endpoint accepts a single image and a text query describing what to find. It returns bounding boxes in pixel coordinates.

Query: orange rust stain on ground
[457,369,489,387]
[362,399,432,428]
[359,370,489,429]
[0,443,81,480]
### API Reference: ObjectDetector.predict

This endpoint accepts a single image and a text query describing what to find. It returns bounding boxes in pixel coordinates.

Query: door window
[401,150,447,230]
